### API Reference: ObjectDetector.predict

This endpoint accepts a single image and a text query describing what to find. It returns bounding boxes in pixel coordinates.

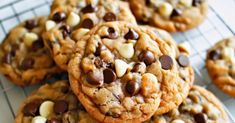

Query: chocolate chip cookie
[68,22,193,122]
[15,80,98,123]
[0,17,61,86]
[129,0,208,32]
[206,37,235,97]
[42,0,137,70]
[146,85,229,123]
[141,26,194,115]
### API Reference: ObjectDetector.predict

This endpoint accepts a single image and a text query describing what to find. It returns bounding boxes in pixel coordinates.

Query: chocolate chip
[25,19,38,30]
[194,113,207,123]
[2,52,11,64]
[60,86,69,94]
[106,112,120,118]
[32,39,44,51]
[208,50,221,60]
[86,71,103,85]
[126,80,140,96]
[20,57,35,70]
[23,102,39,116]
[131,63,141,72]
[46,118,62,123]
[124,29,139,40]
[11,44,19,56]
[103,68,116,84]
[171,9,182,18]
[159,55,173,70]
[94,58,103,68]
[178,55,189,67]
[81,19,94,29]
[81,4,95,13]
[59,25,71,38]
[53,12,66,22]
[145,0,151,6]
[138,51,155,65]
[108,27,118,39]
[192,0,202,6]
[103,12,117,22]
[54,100,68,114]
[95,43,106,56]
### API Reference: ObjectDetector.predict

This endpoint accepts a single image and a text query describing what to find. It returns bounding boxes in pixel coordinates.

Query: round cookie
[129,0,208,32]
[141,26,194,115]
[0,17,61,86]
[68,22,193,122]
[206,37,235,97]
[15,80,98,123]
[146,85,229,123]
[43,0,137,70]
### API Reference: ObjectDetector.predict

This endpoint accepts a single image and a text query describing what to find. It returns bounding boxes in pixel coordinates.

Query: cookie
[0,17,61,86]
[141,26,194,115]
[129,0,208,32]
[206,37,235,97]
[15,80,98,123]
[42,0,137,70]
[68,22,193,122]
[146,85,229,123]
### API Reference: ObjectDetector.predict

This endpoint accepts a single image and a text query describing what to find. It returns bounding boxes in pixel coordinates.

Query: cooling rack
[0,0,234,122]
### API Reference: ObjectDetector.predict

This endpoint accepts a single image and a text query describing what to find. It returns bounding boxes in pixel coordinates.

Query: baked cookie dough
[68,22,193,122]
[129,0,208,32]
[141,26,194,115]
[43,0,137,70]
[15,80,97,123]
[0,17,61,86]
[146,85,229,123]
[206,37,235,97]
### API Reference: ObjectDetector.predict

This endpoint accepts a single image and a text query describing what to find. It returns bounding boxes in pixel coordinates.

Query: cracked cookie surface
[15,80,97,123]
[43,0,137,70]
[129,0,208,32]
[0,17,61,86]
[206,37,235,97]
[68,22,193,122]
[146,85,229,123]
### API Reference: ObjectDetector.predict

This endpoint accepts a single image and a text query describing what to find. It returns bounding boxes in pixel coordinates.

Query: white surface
[0,0,235,122]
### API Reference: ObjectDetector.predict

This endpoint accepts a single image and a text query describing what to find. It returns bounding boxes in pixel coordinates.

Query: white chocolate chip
[77,0,86,7]
[31,116,47,123]
[171,119,185,123]
[66,12,80,27]
[72,28,90,40]
[222,47,235,63]
[158,2,173,18]
[39,101,55,118]
[118,43,134,59]
[179,0,193,7]
[23,33,38,47]
[115,59,128,77]
[45,20,56,31]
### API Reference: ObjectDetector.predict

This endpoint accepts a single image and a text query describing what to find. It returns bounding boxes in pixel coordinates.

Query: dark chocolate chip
[54,100,68,114]
[145,0,151,6]
[159,55,173,70]
[131,63,141,72]
[208,50,221,60]
[103,68,116,84]
[81,19,94,29]
[178,54,190,67]
[86,71,103,85]
[25,19,38,30]
[194,113,207,123]
[94,43,106,56]
[2,52,11,64]
[103,12,117,22]
[106,112,120,118]
[108,27,118,39]
[20,57,35,70]
[124,29,139,40]
[138,51,156,65]
[59,25,71,38]
[46,118,62,123]
[23,102,39,116]
[53,12,66,22]
[171,9,182,18]
[192,0,202,6]
[31,39,44,51]
[126,80,140,96]
[81,4,95,13]
[60,86,69,94]
[94,58,103,68]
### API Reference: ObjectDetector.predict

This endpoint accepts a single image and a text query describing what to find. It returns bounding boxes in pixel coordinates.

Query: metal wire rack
[0,0,234,122]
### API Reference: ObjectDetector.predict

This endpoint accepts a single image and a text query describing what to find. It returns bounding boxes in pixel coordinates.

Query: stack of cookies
[0,0,231,123]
